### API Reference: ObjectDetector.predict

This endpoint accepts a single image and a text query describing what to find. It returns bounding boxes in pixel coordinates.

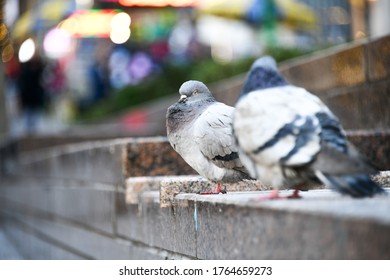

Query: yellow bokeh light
[2,44,14,63]
[0,23,8,41]
[58,18,80,36]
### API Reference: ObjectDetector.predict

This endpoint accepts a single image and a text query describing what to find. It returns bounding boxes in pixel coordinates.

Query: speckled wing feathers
[233,56,385,197]
[234,86,326,169]
[194,102,243,170]
[166,80,251,184]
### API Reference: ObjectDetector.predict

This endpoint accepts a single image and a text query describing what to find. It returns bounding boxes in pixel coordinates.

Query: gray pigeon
[233,56,385,199]
[166,80,252,194]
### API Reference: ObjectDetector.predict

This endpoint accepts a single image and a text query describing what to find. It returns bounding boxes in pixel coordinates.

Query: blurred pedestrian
[16,53,47,135]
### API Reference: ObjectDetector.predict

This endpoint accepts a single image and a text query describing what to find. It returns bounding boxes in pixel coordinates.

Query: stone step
[116,185,390,259]
[123,172,389,208]
[170,187,390,259]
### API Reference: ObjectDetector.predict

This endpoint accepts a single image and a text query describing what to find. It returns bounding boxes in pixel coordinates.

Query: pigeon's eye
[192,90,198,95]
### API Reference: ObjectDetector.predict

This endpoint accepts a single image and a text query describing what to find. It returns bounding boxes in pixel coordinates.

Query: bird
[166,80,252,194]
[233,56,385,199]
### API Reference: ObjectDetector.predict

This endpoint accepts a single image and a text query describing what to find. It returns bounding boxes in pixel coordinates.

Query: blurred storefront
[1,0,390,137]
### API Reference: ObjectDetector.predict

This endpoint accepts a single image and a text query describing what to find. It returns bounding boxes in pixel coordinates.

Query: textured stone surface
[280,44,366,94]
[1,178,116,234]
[125,175,269,208]
[323,82,390,130]
[366,35,390,82]
[125,137,195,177]
[347,130,390,170]
[125,176,162,204]
[116,191,197,257]
[2,218,85,260]
[18,140,127,185]
[3,175,390,260]
[0,226,23,259]
[160,176,269,208]
[177,188,390,259]
[1,205,194,260]
[125,172,389,209]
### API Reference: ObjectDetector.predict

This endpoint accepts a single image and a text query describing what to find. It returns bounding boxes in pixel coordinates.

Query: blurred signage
[58,9,122,38]
[118,0,197,7]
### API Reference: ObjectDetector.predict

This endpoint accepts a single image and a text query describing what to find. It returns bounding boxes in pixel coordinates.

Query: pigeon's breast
[167,102,208,134]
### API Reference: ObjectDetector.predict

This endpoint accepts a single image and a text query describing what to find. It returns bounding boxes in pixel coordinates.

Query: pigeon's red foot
[253,189,282,201]
[198,183,227,195]
[287,189,302,199]
[253,189,302,201]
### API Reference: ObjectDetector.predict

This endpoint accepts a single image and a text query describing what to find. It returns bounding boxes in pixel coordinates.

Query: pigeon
[166,80,252,194]
[233,56,385,199]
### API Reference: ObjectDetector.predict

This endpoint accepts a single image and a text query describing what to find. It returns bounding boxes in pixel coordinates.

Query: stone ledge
[122,172,390,208]
[175,188,390,223]
[174,188,390,259]
[121,187,390,259]
[125,175,268,206]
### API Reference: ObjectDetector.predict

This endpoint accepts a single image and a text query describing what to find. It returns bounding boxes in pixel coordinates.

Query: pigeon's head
[178,80,213,102]
[237,55,288,102]
[250,56,278,72]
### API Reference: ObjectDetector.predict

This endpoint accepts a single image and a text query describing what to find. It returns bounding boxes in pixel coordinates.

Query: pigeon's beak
[180,95,187,101]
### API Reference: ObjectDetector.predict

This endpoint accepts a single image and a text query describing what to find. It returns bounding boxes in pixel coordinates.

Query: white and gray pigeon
[233,56,385,199]
[166,80,252,194]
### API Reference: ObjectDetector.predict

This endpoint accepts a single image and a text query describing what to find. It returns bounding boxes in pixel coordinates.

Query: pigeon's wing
[309,112,377,176]
[234,85,330,168]
[193,102,242,170]
[235,84,384,196]
[309,112,383,197]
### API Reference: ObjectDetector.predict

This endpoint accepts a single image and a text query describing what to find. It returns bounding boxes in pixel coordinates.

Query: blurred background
[0,0,389,140]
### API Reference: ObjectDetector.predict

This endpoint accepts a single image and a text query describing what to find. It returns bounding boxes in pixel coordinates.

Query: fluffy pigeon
[166,80,252,194]
[233,56,385,199]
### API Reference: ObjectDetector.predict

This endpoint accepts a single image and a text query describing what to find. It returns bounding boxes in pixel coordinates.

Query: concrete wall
[1,137,390,259]
[0,138,198,259]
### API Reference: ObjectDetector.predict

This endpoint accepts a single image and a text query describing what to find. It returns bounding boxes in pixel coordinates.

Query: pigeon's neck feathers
[182,94,215,106]
[238,66,289,99]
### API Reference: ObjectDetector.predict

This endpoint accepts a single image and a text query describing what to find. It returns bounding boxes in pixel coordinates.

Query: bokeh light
[2,43,14,63]
[118,0,197,7]
[18,38,35,63]
[0,23,8,41]
[76,0,94,9]
[110,12,131,44]
[43,28,73,59]
[111,12,131,29]
[110,28,131,44]
[58,17,79,36]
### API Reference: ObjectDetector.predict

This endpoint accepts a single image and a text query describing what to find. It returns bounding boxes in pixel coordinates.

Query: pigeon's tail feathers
[315,171,386,198]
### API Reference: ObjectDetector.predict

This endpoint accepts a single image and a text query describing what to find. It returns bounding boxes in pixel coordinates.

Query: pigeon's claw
[287,189,302,199]
[252,189,302,201]
[252,189,282,201]
[198,183,227,195]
